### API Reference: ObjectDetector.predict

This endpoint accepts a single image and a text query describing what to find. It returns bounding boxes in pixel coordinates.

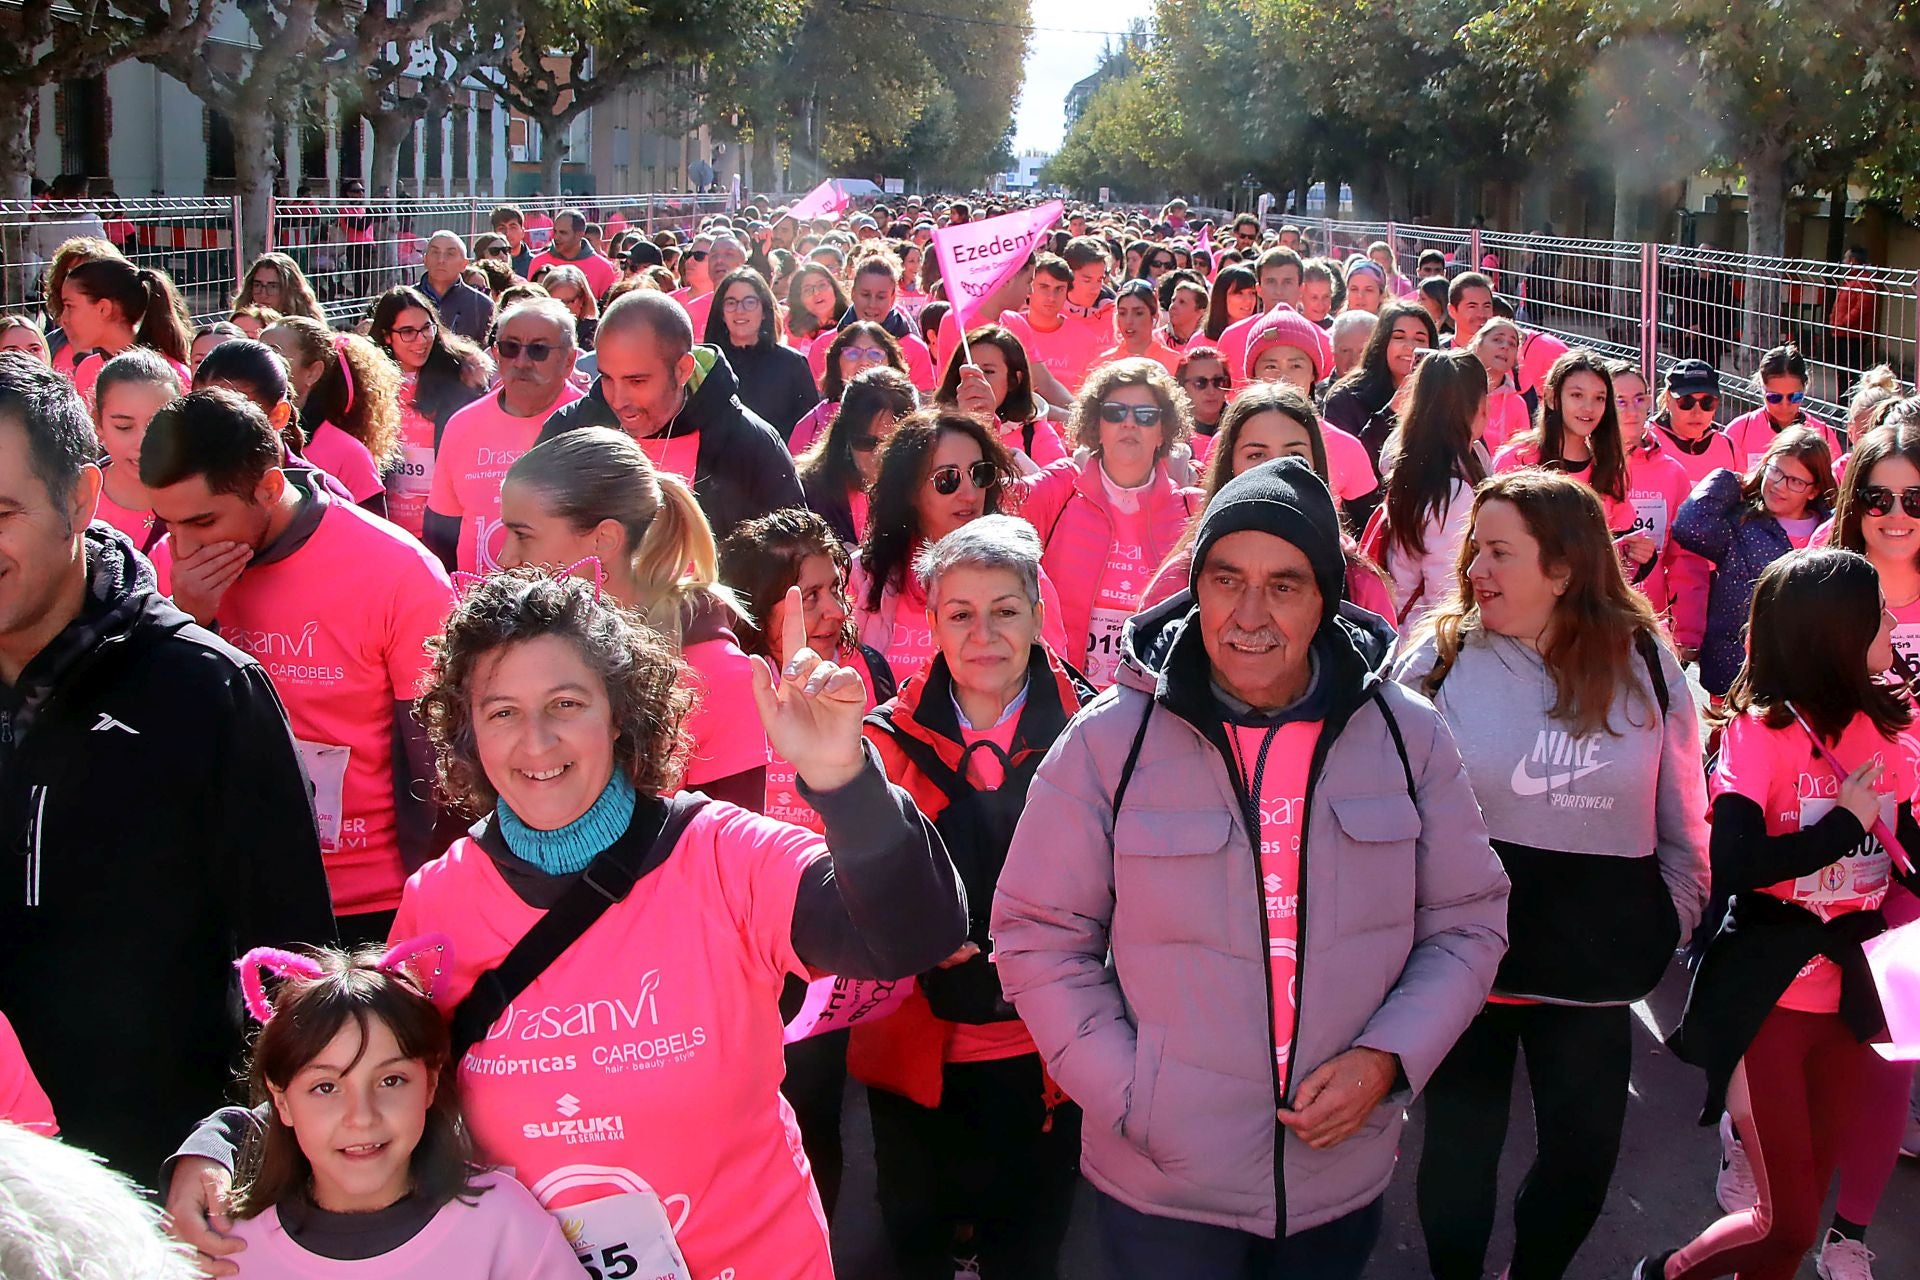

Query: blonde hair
[1847,364,1907,438]
[505,426,741,647]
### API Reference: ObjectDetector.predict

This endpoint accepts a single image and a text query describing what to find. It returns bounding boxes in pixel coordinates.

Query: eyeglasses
[1147,258,1176,271]
[1184,374,1232,391]
[1765,390,1806,405]
[1100,402,1165,426]
[1763,463,1815,495]
[722,295,763,312]
[1860,485,1920,518]
[496,338,559,362]
[930,460,999,494]
[843,346,888,363]
[1672,393,1718,411]
[253,278,282,292]
[390,322,436,341]
[852,434,884,453]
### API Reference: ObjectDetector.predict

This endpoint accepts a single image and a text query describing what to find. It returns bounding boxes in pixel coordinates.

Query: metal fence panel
[273,197,479,328]
[0,197,240,324]
[1480,230,1646,368]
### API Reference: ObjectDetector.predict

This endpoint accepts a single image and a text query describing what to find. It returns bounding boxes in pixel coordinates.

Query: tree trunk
[233,106,279,263]
[1384,167,1407,222]
[368,112,411,198]
[539,113,567,196]
[1742,138,1788,351]
[0,92,34,202]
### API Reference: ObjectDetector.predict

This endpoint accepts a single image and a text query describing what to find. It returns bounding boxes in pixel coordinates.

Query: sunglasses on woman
[1100,402,1165,426]
[1860,485,1920,518]
[1672,393,1718,411]
[1764,390,1806,405]
[930,460,998,494]
[1184,374,1231,391]
[1148,258,1176,271]
[496,338,558,362]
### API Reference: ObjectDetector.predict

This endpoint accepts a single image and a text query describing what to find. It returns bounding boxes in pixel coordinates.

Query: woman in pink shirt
[783,263,847,355]
[369,286,493,541]
[89,348,183,554]
[797,365,915,548]
[1650,548,1920,1280]
[1608,359,1699,630]
[59,256,193,406]
[1492,350,1647,567]
[262,317,402,516]
[719,507,899,1222]
[1095,279,1182,375]
[499,426,770,812]
[788,321,906,454]
[935,323,1071,466]
[856,515,1095,1278]
[1468,317,1531,451]
[1726,345,1842,474]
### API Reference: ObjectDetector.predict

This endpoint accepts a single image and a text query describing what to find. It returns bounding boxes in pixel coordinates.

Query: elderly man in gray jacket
[992,457,1510,1280]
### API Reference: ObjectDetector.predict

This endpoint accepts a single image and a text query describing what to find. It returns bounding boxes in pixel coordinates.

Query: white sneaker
[1717,1111,1759,1214]
[1816,1230,1877,1280]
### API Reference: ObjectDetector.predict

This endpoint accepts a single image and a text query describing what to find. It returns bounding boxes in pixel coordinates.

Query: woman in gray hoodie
[1394,469,1709,1280]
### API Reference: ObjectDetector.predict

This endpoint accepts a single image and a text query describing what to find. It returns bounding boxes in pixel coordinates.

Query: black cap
[625,240,665,270]
[1665,358,1719,396]
[1189,456,1345,623]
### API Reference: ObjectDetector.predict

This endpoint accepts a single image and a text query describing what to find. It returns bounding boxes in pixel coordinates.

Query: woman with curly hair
[262,314,403,514]
[159,565,966,1280]
[1012,357,1204,687]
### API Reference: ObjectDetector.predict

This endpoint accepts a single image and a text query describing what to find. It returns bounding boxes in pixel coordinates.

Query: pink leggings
[1835,885,1919,1225]
[1668,1007,1876,1280]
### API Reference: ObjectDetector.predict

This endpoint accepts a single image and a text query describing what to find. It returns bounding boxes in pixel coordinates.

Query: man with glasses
[529,209,617,302]
[416,230,493,345]
[423,298,584,574]
[537,290,801,541]
[1233,214,1262,250]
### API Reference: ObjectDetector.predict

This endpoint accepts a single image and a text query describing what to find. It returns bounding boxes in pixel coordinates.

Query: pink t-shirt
[0,1011,56,1135]
[636,431,701,485]
[1083,503,1155,688]
[92,468,156,550]
[1624,443,1696,615]
[528,248,617,300]
[1228,720,1319,1084]
[427,386,584,574]
[684,291,716,338]
[763,649,884,831]
[392,805,837,1280]
[1890,597,1920,674]
[1095,340,1182,378]
[879,575,938,685]
[305,421,384,505]
[1323,424,1379,504]
[787,400,835,455]
[1651,424,1739,487]
[1485,383,1532,451]
[228,1171,578,1278]
[386,375,438,539]
[996,417,1070,466]
[997,310,1108,394]
[848,488,871,544]
[1491,441,1637,534]
[72,349,189,410]
[1710,710,1920,1012]
[173,498,454,915]
[681,636,772,789]
[1726,407,1841,475]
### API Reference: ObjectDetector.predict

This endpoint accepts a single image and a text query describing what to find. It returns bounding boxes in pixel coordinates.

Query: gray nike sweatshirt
[1392,628,1709,1004]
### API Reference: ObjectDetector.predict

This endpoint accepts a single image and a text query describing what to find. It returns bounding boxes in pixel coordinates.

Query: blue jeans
[1095,1189,1383,1280]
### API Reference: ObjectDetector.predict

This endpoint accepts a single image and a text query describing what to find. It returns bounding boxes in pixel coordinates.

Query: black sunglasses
[1860,485,1920,519]
[1184,374,1231,391]
[930,460,998,494]
[1099,402,1165,426]
[689,250,709,261]
[852,434,883,453]
[1672,393,1718,411]
[496,338,559,362]
[1148,257,1176,270]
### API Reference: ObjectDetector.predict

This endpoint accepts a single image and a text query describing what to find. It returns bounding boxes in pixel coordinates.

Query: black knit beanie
[1188,456,1346,622]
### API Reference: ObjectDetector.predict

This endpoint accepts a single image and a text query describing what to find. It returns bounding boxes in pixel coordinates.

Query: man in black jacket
[537,290,803,541]
[0,357,335,1180]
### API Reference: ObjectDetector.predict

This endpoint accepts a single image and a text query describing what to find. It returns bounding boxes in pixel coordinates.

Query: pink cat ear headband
[236,933,454,1023]
[450,556,606,601]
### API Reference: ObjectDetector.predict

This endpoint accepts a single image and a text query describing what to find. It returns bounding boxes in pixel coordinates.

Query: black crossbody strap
[450,793,709,1060]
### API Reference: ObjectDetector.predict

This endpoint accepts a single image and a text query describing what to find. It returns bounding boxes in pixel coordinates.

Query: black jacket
[412,351,490,447]
[718,340,820,443]
[0,526,336,1177]
[537,346,804,542]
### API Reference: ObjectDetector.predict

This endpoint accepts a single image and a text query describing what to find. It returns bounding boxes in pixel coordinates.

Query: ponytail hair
[505,426,741,647]
[65,258,191,365]
[266,315,402,467]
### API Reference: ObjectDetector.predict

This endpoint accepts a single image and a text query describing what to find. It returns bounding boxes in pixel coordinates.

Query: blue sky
[1012,0,1155,155]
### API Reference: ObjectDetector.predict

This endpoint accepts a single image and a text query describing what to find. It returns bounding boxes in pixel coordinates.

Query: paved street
[827,964,1920,1279]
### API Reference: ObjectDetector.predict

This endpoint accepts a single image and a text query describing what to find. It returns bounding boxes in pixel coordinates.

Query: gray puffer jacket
[991,592,1510,1237]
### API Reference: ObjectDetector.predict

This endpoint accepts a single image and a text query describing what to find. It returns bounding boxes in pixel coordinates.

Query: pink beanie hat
[1245,306,1332,383]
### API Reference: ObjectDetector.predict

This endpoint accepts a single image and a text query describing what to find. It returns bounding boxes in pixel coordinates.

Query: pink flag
[785,179,849,223]
[933,200,1063,333]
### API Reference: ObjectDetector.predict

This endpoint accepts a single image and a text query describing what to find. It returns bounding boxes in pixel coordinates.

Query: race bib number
[292,739,350,852]
[1794,795,1894,910]
[553,1191,692,1280]
[1628,496,1669,549]
[783,975,916,1042]
[389,442,434,498]
[1892,623,1920,668]
[1084,606,1131,687]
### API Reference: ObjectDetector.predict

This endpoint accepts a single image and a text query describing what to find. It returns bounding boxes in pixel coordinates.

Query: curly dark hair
[416,570,692,815]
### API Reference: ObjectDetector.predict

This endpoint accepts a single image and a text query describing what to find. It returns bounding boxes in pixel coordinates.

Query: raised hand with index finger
[750,585,869,794]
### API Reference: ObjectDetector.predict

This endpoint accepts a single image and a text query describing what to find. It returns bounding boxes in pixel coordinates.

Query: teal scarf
[496,771,636,875]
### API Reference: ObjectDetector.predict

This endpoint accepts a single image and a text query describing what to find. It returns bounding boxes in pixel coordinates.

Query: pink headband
[451,555,605,601]
[237,933,454,1023]
[331,333,356,415]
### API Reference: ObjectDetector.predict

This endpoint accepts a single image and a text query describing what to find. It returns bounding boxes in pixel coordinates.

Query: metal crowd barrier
[0,197,241,324]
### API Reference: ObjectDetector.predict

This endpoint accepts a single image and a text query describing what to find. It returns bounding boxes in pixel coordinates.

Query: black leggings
[1417,1002,1631,1280]
[867,1051,1081,1280]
